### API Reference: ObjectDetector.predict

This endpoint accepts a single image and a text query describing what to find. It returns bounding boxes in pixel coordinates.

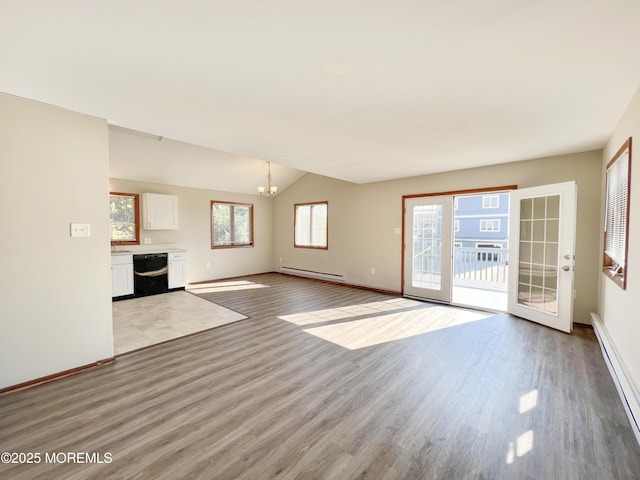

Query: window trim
[210,200,255,249]
[294,201,328,249]
[110,192,140,246]
[603,137,632,290]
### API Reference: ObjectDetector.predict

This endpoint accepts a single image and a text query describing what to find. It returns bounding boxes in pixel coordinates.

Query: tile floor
[112,291,247,355]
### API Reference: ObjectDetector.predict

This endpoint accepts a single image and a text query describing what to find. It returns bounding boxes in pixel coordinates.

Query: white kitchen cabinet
[168,251,187,289]
[112,255,134,298]
[143,193,179,230]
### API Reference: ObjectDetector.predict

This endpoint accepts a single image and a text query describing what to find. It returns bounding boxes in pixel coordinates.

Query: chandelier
[257,161,278,196]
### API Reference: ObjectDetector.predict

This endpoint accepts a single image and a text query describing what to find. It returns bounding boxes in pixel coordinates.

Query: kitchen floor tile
[112,291,247,355]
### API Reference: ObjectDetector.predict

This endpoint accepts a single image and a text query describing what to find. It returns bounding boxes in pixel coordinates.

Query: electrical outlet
[144,237,151,245]
[371,267,376,275]
[70,223,90,237]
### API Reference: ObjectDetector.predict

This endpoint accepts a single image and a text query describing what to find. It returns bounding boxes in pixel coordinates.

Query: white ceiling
[2,0,640,188]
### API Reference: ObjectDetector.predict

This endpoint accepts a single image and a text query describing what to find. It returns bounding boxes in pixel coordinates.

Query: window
[110,192,140,245]
[476,243,502,261]
[211,201,254,248]
[482,195,499,208]
[603,137,632,289]
[295,202,328,249]
[479,219,500,232]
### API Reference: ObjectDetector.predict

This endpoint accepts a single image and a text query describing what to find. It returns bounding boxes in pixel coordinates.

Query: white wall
[109,178,275,282]
[0,93,113,389]
[598,86,640,397]
[274,150,602,325]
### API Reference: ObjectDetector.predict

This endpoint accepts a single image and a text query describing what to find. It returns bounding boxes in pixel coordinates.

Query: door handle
[562,265,571,272]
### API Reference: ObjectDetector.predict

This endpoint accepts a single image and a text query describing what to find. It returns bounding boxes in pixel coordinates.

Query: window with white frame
[603,137,632,289]
[295,201,328,249]
[482,195,499,208]
[479,219,500,232]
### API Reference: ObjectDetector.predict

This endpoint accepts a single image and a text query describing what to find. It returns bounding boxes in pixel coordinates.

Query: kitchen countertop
[111,246,187,256]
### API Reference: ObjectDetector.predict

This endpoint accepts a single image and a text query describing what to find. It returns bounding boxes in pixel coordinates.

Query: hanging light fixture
[258,161,278,196]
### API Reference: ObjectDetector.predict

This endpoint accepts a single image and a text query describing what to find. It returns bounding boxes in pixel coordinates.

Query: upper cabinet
[142,193,179,230]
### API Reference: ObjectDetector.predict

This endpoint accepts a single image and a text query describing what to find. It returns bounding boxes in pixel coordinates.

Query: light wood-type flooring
[1,273,639,479]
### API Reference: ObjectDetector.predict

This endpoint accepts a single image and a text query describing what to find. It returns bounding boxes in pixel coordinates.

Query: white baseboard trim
[591,313,640,445]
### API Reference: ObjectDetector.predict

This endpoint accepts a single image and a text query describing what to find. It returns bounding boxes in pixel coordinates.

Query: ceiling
[2,0,640,189]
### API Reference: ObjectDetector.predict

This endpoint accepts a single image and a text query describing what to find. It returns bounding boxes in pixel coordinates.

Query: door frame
[401,185,517,296]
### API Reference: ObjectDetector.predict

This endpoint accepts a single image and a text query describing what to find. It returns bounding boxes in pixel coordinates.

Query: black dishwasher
[133,254,169,297]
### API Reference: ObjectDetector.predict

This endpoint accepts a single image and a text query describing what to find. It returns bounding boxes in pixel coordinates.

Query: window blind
[604,151,629,266]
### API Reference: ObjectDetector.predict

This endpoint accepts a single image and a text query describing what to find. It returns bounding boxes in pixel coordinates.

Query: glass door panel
[403,196,453,302]
[508,182,576,333]
[517,195,559,314]
[412,204,443,291]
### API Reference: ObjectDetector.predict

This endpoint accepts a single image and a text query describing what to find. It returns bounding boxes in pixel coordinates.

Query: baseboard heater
[280,267,346,283]
[591,313,640,446]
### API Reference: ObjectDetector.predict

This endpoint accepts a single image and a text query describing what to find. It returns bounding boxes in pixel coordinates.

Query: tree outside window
[211,201,254,248]
[110,192,140,245]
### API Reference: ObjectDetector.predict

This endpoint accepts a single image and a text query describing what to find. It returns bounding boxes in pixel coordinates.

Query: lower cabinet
[112,255,134,298]
[111,251,186,298]
[168,251,187,289]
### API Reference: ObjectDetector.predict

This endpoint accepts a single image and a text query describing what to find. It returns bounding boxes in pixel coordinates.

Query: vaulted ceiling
[2,0,640,192]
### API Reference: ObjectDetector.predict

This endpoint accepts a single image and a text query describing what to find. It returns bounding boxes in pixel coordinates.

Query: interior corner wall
[273,150,602,325]
[0,93,113,389]
[598,86,640,397]
[108,178,275,282]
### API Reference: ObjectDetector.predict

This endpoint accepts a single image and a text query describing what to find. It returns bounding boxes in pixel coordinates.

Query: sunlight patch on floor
[519,389,538,414]
[301,305,490,350]
[507,390,538,464]
[187,280,268,294]
[506,430,534,464]
[278,298,423,326]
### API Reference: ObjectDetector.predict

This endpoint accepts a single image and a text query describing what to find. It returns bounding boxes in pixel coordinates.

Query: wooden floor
[1,273,639,479]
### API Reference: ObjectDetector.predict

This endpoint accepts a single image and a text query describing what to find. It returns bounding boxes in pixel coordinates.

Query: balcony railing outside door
[453,247,508,310]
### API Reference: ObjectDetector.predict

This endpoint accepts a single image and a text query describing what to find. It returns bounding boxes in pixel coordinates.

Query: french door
[403,196,453,302]
[403,182,577,333]
[507,181,577,333]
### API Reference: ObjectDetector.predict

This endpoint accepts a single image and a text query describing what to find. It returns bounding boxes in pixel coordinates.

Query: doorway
[451,192,510,311]
[402,182,576,332]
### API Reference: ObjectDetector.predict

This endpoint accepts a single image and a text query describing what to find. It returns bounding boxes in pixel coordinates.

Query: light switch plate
[70,223,91,237]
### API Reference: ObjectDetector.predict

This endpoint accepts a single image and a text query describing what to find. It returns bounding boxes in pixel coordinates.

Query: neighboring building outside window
[479,219,500,232]
[482,195,499,208]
